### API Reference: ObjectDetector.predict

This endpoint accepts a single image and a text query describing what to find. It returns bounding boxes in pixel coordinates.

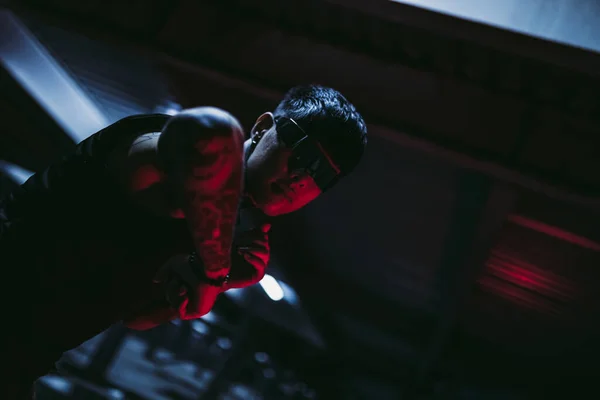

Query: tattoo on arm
[181,134,243,276]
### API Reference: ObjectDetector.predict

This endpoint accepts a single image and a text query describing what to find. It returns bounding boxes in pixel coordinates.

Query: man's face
[244,113,324,216]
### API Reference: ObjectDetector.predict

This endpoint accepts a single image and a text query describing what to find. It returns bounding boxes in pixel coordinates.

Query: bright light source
[0,160,33,184]
[0,13,109,143]
[40,376,73,394]
[163,108,180,116]
[259,274,284,301]
[224,287,245,301]
[279,281,300,307]
[200,310,218,323]
[157,101,182,116]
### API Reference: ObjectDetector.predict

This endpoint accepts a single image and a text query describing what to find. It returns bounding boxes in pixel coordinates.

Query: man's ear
[250,112,275,142]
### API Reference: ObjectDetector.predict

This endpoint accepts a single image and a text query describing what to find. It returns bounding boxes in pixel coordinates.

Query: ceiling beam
[7,2,600,210]
[322,0,600,76]
[0,160,33,184]
[0,10,109,145]
[407,175,517,396]
[508,214,600,252]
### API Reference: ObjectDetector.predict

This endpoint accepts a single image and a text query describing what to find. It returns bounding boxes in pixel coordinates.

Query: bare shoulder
[104,131,161,172]
[104,129,179,218]
[105,129,164,193]
[167,107,243,130]
[107,107,242,175]
[159,107,243,149]
[157,107,244,174]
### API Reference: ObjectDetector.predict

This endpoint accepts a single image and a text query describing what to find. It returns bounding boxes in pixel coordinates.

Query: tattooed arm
[158,107,244,318]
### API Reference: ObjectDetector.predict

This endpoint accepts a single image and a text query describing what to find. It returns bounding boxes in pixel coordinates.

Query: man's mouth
[270,182,293,202]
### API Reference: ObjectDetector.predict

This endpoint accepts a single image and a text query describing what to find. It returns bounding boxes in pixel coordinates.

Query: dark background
[1,0,600,398]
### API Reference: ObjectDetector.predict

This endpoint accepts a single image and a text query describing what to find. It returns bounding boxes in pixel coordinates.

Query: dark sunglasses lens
[288,142,338,191]
[277,119,305,147]
[277,117,339,191]
[311,159,338,190]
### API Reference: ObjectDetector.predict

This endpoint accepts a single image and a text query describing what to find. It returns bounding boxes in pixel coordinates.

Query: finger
[185,284,221,319]
[237,242,269,256]
[240,235,270,249]
[230,259,266,287]
[166,279,184,308]
[237,225,270,243]
[253,236,270,247]
[177,296,189,320]
[184,283,198,318]
[261,223,271,233]
[238,244,269,261]
[241,252,268,272]
[246,248,269,263]
[179,285,187,296]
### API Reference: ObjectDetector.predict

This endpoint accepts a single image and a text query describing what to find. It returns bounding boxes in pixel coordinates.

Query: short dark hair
[274,84,367,176]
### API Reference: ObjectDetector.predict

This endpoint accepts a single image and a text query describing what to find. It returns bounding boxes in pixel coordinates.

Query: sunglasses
[274,116,341,191]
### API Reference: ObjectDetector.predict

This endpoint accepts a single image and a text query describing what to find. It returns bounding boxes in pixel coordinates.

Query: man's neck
[241,139,254,208]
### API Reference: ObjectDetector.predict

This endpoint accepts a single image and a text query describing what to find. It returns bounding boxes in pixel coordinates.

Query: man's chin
[261,203,291,217]
[261,205,282,217]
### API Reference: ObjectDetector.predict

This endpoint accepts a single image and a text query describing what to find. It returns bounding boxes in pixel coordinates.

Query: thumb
[261,223,272,233]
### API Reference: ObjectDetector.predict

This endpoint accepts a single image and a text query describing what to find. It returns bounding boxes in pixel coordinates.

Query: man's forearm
[183,182,241,277]
[174,131,243,319]
[159,108,244,282]
[179,125,244,278]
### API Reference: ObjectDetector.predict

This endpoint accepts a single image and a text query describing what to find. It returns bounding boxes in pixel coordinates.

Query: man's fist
[153,254,218,320]
[148,222,272,321]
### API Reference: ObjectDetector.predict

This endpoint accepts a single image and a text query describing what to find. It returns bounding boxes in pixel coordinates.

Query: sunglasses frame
[274,116,341,191]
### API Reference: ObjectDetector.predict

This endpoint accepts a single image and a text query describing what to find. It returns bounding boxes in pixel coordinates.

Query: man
[0,84,367,397]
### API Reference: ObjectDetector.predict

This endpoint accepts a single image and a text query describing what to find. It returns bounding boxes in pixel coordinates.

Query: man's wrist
[189,251,230,287]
